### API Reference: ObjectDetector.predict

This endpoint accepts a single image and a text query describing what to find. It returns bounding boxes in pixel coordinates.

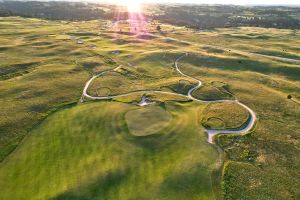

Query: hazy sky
[9,0,299,6]
[99,0,300,5]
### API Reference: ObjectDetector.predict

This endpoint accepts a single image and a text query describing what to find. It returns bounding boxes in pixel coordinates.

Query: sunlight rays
[112,0,148,35]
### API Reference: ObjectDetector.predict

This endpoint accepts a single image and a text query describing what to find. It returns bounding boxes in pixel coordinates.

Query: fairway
[0,102,218,200]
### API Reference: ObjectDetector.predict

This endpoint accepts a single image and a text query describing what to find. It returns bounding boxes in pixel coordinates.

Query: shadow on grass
[159,164,213,198]
[184,54,300,81]
[0,62,40,80]
[52,170,130,200]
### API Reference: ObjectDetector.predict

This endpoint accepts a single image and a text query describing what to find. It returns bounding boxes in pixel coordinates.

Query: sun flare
[117,0,142,13]
[128,1,141,13]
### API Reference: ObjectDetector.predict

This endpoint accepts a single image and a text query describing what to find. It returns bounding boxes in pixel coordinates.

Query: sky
[98,0,300,6]
[4,0,298,6]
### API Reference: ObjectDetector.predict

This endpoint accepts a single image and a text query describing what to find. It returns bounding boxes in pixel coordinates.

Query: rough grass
[113,93,190,104]
[0,17,114,161]
[166,26,300,60]
[0,62,89,160]
[201,102,250,130]
[1,16,300,200]
[192,84,233,101]
[183,63,300,199]
[164,79,195,94]
[88,67,197,97]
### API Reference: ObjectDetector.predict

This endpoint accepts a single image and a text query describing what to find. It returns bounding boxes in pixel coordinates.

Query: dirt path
[82,54,257,144]
[207,45,300,63]
[174,54,257,143]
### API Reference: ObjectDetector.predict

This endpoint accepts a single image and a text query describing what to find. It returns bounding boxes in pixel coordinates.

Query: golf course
[1,2,300,199]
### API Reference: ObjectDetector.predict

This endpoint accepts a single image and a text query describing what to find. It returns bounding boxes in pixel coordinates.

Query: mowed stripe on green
[125,106,172,136]
[0,101,218,200]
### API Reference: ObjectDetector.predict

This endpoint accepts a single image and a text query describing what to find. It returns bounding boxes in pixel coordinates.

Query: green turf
[0,101,218,200]
[125,105,172,136]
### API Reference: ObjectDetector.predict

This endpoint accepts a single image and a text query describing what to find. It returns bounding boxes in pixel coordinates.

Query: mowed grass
[0,101,218,200]
[201,102,250,130]
[125,105,172,136]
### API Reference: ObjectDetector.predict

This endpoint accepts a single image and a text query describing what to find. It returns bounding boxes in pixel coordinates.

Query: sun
[127,1,141,13]
[116,0,142,13]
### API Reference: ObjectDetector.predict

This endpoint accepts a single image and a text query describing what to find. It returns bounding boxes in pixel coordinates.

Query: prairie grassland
[0,16,300,200]
[177,59,300,199]
[201,102,249,130]
[0,17,94,161]
[88,68,197,96]
[164,25,300,60]
[0,17,131,161]
[192,84,233,101]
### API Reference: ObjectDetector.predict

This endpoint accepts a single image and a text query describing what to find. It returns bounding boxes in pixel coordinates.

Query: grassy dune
[88,69,196,96]
[179,60,300,199]
[201,102,249,130]
[0,63,88,159]
[0,102,218,200]
[166,26,300,60]
[1,16,300,200]
[192,84,233,101]
[0,17,96,161]
[0,17,122,161]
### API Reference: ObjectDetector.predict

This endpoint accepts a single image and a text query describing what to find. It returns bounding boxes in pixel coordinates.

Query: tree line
[1,1,300,29]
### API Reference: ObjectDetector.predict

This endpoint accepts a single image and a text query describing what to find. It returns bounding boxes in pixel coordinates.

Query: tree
[287,95,292,99]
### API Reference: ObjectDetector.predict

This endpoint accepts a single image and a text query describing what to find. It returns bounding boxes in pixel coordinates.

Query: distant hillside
[1,1,300,29]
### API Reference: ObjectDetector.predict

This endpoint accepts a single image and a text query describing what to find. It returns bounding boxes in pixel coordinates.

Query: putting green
[125,105,172,136]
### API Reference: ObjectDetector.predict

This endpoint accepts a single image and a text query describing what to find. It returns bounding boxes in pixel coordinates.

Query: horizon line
[2,0,300,6]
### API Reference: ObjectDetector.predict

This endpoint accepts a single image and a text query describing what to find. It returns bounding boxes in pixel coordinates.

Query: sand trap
[138,96,156,106]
